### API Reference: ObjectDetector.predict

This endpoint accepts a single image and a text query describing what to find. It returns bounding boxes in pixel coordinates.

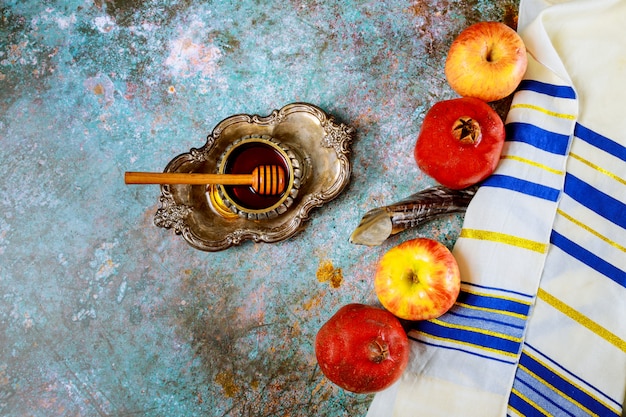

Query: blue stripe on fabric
[444,310,525,340]
[525,343,624,410]
[506,122,571,155]
[409,336,517,365]
[575,123,626,162]
[564,173,626,229]
[481,174,561,201]
[416,320,521,355]
[517,79,577,99]
[457,290,531,316]
[461,281,534,300]
[515,375,578,417]
[447,309,525,331]
[550,230,626,288]
[519,350,620,416]
[509,390,543,417]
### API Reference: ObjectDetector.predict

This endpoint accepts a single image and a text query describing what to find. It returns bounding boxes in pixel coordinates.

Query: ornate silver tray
[154,103,355,251]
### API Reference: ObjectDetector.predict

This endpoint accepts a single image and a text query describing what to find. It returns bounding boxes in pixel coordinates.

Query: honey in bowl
[222,141,291,210]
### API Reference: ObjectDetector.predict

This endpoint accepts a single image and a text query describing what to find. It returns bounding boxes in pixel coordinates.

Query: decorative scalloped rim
[216,135,303,220]
[154,102,354,251]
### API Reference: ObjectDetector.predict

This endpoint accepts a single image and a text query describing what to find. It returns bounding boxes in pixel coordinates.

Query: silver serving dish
[154,103,354,251]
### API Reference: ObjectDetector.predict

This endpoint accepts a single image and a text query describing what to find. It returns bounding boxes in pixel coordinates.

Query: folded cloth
[367,0,626,416]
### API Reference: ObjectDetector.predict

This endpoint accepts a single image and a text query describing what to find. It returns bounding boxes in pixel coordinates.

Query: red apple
[375,238,460,321]
[445,21,527,102]
[315,303,410,394]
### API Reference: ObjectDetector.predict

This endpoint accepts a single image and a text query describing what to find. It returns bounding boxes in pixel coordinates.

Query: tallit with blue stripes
[368,0,625,415]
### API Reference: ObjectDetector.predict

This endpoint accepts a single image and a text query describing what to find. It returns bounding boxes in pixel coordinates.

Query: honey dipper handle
[124,172,252,185]
[125,165,286,195]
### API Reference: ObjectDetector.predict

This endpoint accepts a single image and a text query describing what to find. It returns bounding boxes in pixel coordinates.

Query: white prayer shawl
[367,0,626,415]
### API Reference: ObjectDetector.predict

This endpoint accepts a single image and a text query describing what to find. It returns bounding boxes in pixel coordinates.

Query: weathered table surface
[0,1,518,415]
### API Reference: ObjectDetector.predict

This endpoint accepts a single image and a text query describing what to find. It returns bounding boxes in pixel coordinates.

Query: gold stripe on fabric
[459,229,548,253]
[461,288,533,306]
[569,152,626,186]
[518,364,598,417]
[523,350,621,415]
[557,209,626,253]
[429,318,523,343]
[538,289,626,353]
[510,387,552,416]
[506,405,524,417]
[500,155,565,175]
[456,303,527,320]
[413,331,517,358]
[510,103,577,120]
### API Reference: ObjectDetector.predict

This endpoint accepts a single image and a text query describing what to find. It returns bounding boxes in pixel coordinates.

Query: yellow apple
[375,238,460,321]
[445,21,527,102]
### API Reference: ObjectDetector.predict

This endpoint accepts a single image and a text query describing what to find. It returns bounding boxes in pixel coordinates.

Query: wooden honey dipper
[125,165,286,195]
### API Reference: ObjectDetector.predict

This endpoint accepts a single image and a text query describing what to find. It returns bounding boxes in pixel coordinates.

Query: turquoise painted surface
[1,1,518,415]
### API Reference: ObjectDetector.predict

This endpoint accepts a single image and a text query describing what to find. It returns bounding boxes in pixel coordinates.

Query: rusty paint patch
[316,260,343,289]
[92,83,105,95]
[215,371,240,398]
[503,3,520,30]
[302,290,325,311]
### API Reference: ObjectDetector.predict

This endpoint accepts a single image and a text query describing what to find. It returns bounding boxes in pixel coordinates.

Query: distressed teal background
[1,1,517,415]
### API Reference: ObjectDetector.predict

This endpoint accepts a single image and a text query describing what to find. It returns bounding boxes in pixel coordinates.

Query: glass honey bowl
[214,135,304,220]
